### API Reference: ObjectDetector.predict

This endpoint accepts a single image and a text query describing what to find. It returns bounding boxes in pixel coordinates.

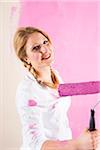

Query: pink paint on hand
[28,99,37,107]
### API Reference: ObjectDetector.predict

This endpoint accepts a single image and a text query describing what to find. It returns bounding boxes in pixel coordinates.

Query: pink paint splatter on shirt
[31,131,38,137]
[29,124,37,129]
[28,99,37,107]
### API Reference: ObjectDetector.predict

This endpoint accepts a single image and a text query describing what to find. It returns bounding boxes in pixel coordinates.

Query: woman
[14,27,99,150]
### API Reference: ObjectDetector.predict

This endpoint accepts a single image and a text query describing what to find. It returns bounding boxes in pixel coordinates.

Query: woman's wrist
[70,139,79,150]
[74,139,80,150]
[41,139,78,150]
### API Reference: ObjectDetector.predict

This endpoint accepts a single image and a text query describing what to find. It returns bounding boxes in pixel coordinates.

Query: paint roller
[58,81,100,131]
[89,100,100,131]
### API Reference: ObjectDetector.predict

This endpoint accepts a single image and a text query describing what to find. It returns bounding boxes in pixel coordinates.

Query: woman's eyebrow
[32,39,48,47]
[32,43,40,47]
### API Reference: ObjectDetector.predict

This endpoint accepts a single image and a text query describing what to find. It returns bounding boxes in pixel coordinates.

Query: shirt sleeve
[16,81,49,150]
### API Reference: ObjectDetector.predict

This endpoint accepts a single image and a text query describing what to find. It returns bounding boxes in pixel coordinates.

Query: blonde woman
[14,27,99,150]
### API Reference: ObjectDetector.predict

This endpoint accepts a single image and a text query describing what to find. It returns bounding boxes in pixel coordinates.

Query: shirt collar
[25,68,63,84]
[25,70,36,82]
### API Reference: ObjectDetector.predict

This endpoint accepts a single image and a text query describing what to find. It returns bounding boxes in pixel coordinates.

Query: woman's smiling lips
[42,54,51,60]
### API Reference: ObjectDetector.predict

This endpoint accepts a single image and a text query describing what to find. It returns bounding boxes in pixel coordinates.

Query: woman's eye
[43,40,48,44]
[32,45,41,51]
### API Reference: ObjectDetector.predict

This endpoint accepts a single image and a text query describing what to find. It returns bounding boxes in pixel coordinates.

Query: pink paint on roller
[58,81,100,97]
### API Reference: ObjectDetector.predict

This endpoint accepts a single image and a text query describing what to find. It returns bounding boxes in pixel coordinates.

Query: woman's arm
[41,130,96,150]
[16,82,49,150]
[41,139,77,150]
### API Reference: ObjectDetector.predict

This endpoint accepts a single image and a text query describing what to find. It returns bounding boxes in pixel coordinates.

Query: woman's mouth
[42,54,51,60]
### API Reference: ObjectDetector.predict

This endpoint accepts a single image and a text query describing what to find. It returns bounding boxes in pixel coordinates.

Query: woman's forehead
[27,32,48,45]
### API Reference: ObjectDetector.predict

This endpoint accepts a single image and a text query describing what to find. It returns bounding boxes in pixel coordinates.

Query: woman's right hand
[76,129,97,150]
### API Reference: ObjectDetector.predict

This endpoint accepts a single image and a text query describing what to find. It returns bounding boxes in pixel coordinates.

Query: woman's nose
[40,45,48,54]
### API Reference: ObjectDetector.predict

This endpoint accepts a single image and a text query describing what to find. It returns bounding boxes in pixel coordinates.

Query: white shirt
[16,70,72,150]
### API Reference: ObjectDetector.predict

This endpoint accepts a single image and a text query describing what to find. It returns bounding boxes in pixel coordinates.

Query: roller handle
[88,109,96,131]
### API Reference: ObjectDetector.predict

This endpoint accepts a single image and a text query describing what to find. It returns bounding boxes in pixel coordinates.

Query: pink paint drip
[31,131,37,136]
[29,124,37,129]
[28,99,37,107]
[31,131,38,137]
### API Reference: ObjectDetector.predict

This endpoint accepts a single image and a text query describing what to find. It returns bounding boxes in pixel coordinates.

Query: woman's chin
[42,58,54,66]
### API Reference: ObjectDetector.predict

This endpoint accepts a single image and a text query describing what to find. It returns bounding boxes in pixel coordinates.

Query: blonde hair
[13,27,59,89]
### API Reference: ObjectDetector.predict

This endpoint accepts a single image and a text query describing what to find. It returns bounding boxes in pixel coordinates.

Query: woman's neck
[36,66,53,83]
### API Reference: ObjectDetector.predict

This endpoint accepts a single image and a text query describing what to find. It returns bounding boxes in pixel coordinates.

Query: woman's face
[25,32,54,69]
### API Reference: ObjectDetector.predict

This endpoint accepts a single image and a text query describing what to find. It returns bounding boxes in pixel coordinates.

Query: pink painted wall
[18,1,100,138]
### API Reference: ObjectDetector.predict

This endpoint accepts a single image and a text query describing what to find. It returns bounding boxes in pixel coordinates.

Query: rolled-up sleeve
[16,82,49,150]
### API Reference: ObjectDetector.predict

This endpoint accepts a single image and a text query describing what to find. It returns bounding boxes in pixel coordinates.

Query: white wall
[0,2,23,150]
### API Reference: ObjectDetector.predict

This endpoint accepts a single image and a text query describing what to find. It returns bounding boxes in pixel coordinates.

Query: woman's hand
[76,129,97,150]
[96,130,100,150]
